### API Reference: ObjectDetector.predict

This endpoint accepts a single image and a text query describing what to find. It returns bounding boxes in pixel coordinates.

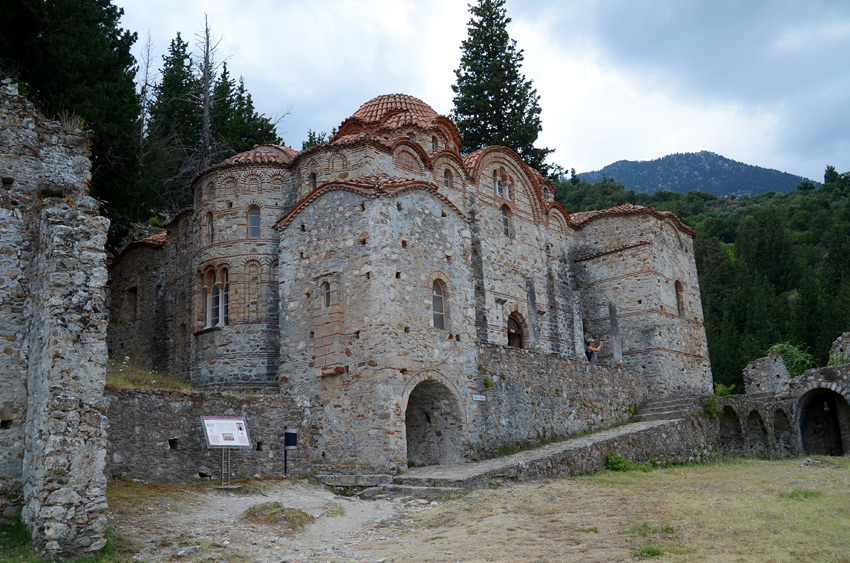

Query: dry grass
[242,502,314,532]
[361,457,850,562]
[105,359,194,392]
[106,479,211,515]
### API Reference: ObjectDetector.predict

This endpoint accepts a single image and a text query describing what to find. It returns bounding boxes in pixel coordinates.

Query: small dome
[222,144,299,166]
[351,94,440,128]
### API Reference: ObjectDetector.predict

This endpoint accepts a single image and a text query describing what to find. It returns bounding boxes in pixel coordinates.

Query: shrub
[605,452,633,471]
[769,343,814,378]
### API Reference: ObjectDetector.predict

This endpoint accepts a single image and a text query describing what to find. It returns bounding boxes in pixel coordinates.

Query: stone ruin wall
[574,214,712,396]
[0,81,110,558]
[475,343,649,456]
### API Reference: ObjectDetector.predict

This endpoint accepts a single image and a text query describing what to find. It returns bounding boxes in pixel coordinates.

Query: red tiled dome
[222,144,299,166]
[352,94,439,128]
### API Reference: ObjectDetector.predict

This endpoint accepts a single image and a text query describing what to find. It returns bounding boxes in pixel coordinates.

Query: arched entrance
[405,380,463,466]
[719,406,743,454]
[799,389,850,456]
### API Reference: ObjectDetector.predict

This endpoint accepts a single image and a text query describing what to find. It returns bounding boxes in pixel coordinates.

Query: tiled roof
[222,144,299,166]
[352,94,439,128]
[140,231,167,247]
[570,204,695,235]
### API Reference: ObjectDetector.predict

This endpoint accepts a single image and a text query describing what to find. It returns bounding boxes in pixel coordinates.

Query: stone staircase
[316,415,709,499]
[634,394,704,422]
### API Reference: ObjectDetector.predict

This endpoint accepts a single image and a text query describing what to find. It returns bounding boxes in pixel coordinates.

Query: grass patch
[106,359,194,391]
[321,501,346,517]
[107,479,210,514]
[242,502,314,532]
[0,517,134,562]
[633,544,664,558]
[354,457,850,562]
[779,488,823,501]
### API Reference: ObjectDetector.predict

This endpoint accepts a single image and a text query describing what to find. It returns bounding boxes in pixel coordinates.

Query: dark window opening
[168,438,179,450]
[0,420,12,430]
[507,317,523,348]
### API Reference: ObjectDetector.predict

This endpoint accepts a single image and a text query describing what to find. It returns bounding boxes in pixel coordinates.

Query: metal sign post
[201,416,252,489]
[284,427,297,476]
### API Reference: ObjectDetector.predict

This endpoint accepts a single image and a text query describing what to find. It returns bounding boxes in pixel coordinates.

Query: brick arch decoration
[426,271,455,295]
[392,145,425,175]
[501,303,530,347]
[462,146,548,225]
[220,174,238,198]
[432,152,474,185]
[548,206,570,234]
[400,368,469,427]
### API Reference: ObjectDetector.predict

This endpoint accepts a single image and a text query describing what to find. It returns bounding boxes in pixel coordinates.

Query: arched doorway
[773,409,793,456]
[746,410,769,455]
[799,389,850,456]
[719,406,743,454]
[405,380,463,466]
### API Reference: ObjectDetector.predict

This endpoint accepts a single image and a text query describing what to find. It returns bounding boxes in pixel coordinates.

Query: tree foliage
[451,0,552,173]
[0,0,141,241]
[555,165,850,389]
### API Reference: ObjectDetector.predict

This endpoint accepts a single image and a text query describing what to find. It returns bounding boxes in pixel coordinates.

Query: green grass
[105,359,194,391]
[0,517,133,562]
[242,502,314,532]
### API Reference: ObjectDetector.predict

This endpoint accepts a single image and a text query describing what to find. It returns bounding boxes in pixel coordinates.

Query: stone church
[107,93,712,469]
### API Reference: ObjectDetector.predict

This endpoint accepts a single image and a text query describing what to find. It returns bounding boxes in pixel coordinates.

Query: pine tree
[451,0,552,173]
[143,33,202,210]
[1,0,141,242]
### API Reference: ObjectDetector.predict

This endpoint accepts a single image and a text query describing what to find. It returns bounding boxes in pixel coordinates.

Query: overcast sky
[115,0,850,181]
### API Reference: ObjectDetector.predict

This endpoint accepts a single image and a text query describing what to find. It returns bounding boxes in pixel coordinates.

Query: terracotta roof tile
[570,203,694,235]
[352,94,439,125]
[141,231,167,247]
[222,144,299,166]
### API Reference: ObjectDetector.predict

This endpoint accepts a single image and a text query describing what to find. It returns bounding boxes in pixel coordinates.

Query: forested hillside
[578,151,816,196]
[556,166,850,389]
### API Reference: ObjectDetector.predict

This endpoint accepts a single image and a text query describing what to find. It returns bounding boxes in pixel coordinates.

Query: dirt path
[108,479,438,562]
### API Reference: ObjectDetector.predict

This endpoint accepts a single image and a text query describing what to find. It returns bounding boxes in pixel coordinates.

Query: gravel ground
[109,479,441,562]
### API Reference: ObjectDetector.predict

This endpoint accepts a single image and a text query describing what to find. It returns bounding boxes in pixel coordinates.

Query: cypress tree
[451,0,552,173]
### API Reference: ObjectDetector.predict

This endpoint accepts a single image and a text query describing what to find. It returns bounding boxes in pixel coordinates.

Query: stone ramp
[387,417,711,495]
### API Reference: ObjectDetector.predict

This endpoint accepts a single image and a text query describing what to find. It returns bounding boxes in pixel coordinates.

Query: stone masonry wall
[476,344,649,455]
[105,389,311,481]
[1,81,110,558]
[575,214,712,395]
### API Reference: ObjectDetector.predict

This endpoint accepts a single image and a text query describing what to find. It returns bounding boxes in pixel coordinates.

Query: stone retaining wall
[474,344,649,456]
[105,389,312,481]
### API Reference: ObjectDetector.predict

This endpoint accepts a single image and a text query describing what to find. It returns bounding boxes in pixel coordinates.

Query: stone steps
[634,395,703,422]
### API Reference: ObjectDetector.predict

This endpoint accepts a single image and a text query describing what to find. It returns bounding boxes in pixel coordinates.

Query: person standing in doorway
[586,338,603,363]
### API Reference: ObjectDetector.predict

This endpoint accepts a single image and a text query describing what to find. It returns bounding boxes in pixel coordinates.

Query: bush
[769,343,814,378]
[605,452,633,471]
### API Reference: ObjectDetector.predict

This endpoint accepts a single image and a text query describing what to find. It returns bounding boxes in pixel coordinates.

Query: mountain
[578,151,817,196]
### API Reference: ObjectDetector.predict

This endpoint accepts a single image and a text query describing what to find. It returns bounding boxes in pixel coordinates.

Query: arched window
[431,136,438,152]
[507,315,523,348]
[309,172,317,190]
[408,133,416,143]
[675,280,685,317]
[246,261,261,320]
[211,284,221,326]
[494,170,502,198]
[500,205,512,237]
[432,281,446,330]
[222,269,229,326]
[207,212,214,244]
[202,270,215,328]
[247,207,261,238]
[443,168,453,189]
[321,281,331,308]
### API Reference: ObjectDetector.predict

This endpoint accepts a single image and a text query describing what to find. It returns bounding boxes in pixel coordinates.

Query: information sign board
[201,416,252,449]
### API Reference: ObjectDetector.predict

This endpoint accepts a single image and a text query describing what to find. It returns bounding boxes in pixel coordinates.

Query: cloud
[117,0,850,180]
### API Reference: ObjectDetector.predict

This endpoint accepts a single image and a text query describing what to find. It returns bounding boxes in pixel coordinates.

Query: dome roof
[222,144,299,166]
[351,94,440,129]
